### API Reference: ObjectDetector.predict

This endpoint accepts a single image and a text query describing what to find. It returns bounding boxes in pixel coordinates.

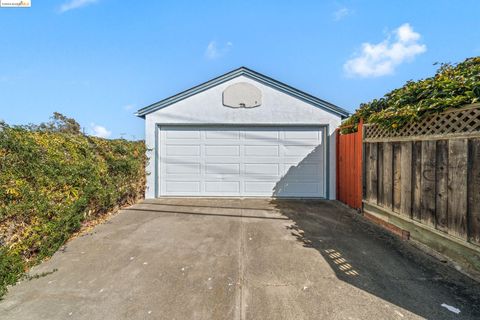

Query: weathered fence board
[364,142,369,199]
[366,143,378,204]
[393,143,402,213]
[421,141,437,227]
[447,139,468,240]
[468,139,480,244]
[383,143,393,210]
[400,142,412,218]
[412,141,422,222]
[436,140,449,232]
[377,143,384,206]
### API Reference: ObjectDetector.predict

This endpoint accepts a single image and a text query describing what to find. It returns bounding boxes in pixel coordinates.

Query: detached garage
[136,67,349,199]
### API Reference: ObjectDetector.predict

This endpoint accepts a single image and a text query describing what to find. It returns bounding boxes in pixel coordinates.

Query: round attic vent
[222,82,262,108]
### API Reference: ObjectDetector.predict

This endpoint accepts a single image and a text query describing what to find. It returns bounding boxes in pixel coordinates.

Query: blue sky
[1,0,479,139]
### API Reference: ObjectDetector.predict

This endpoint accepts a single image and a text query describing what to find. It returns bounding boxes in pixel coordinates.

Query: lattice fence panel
[364,104,480,141]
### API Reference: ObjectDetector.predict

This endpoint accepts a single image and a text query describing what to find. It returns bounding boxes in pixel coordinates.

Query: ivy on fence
[341,56,480,134]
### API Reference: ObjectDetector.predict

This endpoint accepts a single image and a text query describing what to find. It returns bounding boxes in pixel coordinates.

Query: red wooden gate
[336,120,363,210]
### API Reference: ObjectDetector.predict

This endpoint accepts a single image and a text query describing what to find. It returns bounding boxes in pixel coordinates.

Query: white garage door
[158,126,326,197]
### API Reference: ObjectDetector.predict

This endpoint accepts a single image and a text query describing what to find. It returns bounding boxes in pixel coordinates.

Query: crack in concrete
[241,206,247,320]
[236,205,246,320]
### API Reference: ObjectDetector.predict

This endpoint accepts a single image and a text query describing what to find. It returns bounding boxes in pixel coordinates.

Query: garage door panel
[244,130,279,141]
[204,157,242,164]
[205,181,240,193]
[164,156,201,164]
[205,163,240,175]
[205,145,240,156]
[165,181,201,193]
[281,176,321,183]
[159,126,326,197]
[244,163,279,176]
[283,163,320,177]
[284,152,323,164]
[244,181,278,194]
[243,157,282,164]
[275,182,323,195]
[166,130,201,139]
[283,145,319,156]
[166,145,200,156]
[205,130,241,140]
[165,163,201,174]
[244,145,279,156]
[282,182,320,195]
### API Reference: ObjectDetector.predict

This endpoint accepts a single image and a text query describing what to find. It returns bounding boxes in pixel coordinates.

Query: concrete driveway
[1,199,479,320]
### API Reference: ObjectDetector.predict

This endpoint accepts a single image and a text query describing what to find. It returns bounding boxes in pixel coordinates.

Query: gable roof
[135,67,350,118]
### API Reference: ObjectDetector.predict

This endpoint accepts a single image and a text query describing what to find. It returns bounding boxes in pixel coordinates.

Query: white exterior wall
[144,75,341,199]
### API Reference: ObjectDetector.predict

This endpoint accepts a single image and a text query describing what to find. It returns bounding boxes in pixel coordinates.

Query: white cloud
[58,0,98,13]
[333,7,352,21]
[205,41,233,60]
[123,104,136,111]
[344,23,426,78]
[90,123,111,138]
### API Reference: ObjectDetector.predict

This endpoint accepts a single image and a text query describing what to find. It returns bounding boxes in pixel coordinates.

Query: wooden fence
[363,104,480,248]
[336,120,363,210]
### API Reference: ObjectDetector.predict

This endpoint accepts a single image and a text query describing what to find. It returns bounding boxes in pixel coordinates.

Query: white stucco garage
[136,67,349,199]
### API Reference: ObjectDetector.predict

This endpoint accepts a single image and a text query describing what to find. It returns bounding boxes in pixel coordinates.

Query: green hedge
[0,115,146,298]
[342,56,480,133]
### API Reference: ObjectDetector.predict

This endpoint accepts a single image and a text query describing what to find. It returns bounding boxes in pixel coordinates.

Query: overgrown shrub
[341,56,480,133]
[0,114,146,298]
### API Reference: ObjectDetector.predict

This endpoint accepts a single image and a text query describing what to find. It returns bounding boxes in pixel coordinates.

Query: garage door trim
[154,123,330,198]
